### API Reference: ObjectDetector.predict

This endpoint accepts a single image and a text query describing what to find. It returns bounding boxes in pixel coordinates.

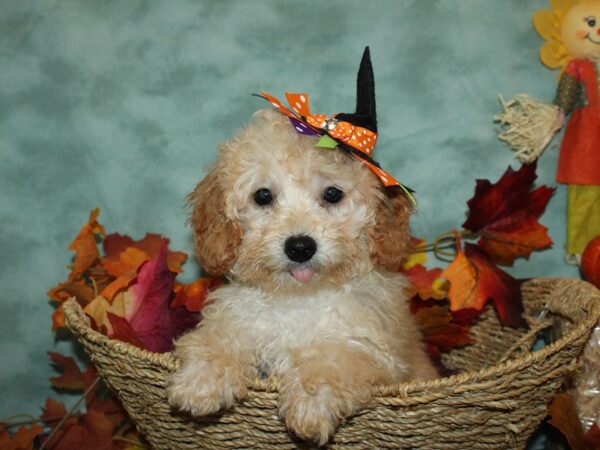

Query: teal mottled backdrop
[0,0,579,421]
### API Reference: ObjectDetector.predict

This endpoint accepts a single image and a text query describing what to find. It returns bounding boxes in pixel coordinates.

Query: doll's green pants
[567,184,600,255]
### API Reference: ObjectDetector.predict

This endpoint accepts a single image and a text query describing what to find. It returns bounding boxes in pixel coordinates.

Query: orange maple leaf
[48,279,96,304]
[462,162,554,265]
[441,242,526,328]
[172,277,221,312]
[67,209,106,280]
[102,247,149,278]
[102,233,187,274]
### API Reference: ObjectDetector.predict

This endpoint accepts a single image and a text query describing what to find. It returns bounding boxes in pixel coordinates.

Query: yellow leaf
[404,238,427,270]
[431,278,450,299]
[84,291,130,333]
[540,41,563,69]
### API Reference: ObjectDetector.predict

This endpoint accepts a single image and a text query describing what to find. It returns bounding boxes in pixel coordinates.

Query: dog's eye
[323,186,344,204]
[253,188,273,206]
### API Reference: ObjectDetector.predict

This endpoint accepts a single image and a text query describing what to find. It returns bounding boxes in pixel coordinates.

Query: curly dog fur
[167,109,437,445]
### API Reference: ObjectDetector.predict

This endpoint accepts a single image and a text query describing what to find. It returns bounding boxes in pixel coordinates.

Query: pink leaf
[126,243,199,352]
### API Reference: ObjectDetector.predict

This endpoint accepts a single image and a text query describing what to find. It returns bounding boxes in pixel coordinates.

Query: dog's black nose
[284,235,317,263]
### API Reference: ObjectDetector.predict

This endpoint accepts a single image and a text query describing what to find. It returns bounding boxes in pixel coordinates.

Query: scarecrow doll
[496,0,600,264]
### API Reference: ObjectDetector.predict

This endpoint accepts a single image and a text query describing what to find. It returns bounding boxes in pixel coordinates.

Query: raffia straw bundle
[63,278,600,450]
[495,95,563,163]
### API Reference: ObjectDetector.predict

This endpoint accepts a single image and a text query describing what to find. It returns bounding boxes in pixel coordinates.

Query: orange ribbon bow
[259,91,401,188]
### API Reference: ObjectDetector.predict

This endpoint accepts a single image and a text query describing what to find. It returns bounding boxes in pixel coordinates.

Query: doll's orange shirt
[557,59,600,185]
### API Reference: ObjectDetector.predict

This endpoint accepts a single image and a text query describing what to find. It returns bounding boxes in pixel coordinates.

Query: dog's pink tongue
[290,267,315,283]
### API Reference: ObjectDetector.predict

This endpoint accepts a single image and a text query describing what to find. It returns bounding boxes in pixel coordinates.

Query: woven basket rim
[63,277,600,399]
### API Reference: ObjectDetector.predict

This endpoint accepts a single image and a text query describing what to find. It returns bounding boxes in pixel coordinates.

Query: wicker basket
[63,278,600,450]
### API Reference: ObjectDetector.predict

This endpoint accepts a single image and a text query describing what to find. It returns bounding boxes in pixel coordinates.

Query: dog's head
[188,110,412,290]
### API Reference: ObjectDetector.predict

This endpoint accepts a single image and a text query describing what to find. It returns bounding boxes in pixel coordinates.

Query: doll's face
[562,1,600,59]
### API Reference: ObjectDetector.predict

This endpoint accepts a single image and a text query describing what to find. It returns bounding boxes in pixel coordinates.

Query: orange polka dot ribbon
[257,91,402,189]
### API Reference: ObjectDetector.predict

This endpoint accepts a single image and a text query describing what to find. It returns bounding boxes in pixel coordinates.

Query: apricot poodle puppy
[166,108,437,445]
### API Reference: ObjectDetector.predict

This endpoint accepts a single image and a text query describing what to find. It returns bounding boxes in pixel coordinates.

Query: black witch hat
[336,46,377,133]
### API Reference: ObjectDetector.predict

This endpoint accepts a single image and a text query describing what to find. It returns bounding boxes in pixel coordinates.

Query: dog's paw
[167,359,247,416]
[279,372,363,445]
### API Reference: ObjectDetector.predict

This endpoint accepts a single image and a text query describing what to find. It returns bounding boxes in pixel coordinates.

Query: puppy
[167,108,437,445]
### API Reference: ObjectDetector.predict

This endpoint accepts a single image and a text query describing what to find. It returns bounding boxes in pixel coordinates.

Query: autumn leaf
[172,277,221,312]
[106,313,145,349]
[48,353,96,395]
[48,279,96,304]
[98,234,188,301]
[412,303,473,355]
[41,398,67,424]
[84,291,129,333]
[48,279,98,330]
[123,243,199,352]
[586,423,600,450]
[67,209,106,280]
[41,399,73,428]
[403,237,428,270]
[462,162,554,265]
[547,393,586,450]
[441,243,526,328]
[0,424,44,450]
[51,308,66,331]
[83,244,198,352]
[103,233,187,275]
[43,408,120,450]
[100,272,137,302]
[401,264,448,301]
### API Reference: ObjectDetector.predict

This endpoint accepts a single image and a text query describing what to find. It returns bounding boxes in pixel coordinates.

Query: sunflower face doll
[497,0,600,262]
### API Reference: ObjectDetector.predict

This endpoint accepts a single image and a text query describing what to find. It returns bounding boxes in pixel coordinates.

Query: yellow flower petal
[550,0,579,14]
[533,10,557,40]
[540,41,565,69]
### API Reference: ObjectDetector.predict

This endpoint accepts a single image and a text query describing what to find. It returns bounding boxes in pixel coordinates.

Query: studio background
[0,0,579,418]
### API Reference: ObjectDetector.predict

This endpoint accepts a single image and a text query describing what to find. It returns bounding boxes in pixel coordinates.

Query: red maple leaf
[0,424,44,450]
[108,243,199,352]
[411,302,473,356]
[41,399,71,427]
[106,313,144,349]
[41,408,122,450]
[462,162,554,266]
[48,353,96,393]
[441,243,527,328]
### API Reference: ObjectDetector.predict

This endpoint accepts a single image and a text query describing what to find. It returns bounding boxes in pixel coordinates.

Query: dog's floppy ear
[187,167,242,275]
[368,189,413,272]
